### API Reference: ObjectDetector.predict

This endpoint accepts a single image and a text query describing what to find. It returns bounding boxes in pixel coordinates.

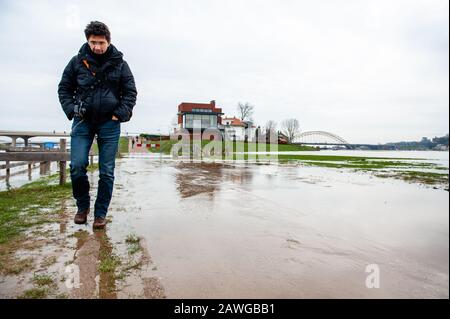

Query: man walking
[58,21,137,229]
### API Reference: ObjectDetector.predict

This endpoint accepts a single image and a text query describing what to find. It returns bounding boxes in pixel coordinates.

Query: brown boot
[74,208,90,224]
[93,216,107,230]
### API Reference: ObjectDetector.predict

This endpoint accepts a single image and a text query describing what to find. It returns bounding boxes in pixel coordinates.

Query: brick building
[177,100,224,132]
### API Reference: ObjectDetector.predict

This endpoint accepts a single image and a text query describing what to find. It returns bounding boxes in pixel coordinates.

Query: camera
[74,102,87,119]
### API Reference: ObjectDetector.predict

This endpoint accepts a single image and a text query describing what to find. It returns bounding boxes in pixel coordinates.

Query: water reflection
[174,162,256,199]
[175,162,224,199]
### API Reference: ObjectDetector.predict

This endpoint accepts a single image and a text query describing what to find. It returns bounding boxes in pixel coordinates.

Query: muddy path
[0,169,166,299]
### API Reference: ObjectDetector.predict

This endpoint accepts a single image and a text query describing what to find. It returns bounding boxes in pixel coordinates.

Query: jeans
[70,117,121,218]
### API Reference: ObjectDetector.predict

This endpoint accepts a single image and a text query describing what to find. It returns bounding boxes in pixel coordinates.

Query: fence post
[59,139,67,185]
[5,160,10,179]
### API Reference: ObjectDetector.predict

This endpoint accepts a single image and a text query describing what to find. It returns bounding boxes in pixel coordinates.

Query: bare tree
[237,102,254,121]
[264,120,277,134]
[281,118,300,143]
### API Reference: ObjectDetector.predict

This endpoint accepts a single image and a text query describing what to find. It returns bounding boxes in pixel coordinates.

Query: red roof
[178,100,222,113]
[223,116,246,127]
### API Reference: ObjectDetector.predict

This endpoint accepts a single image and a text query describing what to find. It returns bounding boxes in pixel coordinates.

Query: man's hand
[112,115,119,121]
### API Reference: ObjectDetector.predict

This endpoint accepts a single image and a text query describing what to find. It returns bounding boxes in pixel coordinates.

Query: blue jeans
[70,117,121,218]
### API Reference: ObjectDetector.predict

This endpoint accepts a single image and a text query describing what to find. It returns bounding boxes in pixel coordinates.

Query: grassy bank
[0,172,73,279]
[0,160,98,248]
[118,136,129,155]
[146,140,317,155]
[91,137,129,157]
[0,174,72,246]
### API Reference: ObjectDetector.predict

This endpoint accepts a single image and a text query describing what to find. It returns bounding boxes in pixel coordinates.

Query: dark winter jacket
[58,43,137,123]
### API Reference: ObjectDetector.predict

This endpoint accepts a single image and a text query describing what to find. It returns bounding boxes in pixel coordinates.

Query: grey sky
[0,0,448,144]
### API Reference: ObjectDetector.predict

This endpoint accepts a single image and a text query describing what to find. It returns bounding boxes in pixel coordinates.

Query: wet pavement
[0,155,448,298]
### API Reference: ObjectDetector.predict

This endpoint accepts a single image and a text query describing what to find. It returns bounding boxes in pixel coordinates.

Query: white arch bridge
[293,131,393,150]
[297,131,349,145]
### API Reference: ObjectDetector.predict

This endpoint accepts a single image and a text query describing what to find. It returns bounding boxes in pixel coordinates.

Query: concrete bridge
[0,130,70,147]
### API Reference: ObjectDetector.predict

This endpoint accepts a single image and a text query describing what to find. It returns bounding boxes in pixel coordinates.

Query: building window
[183,113,217,129]
[185,114,193,128]
[210,116,217,127]
[192,108,213,113]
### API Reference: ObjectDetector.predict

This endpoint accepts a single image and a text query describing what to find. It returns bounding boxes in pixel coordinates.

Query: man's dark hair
[84,21,111,42]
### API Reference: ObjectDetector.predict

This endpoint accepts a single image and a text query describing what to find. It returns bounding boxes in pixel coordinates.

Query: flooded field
[1,153,448,298]
[111,156,449,298]
[0,154,449,298]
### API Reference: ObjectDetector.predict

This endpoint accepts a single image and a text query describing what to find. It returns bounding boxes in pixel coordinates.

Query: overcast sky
[0,0,448,144]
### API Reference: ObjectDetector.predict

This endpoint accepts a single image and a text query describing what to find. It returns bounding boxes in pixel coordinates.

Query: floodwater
[240,150,450,168]
[0,151,448,298]
[105,155,448,298]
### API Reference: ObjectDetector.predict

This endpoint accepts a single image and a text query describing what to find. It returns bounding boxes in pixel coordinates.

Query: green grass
[125,234,141,255]
[125,234,140,244]
[0,257,34,275]
[0,165,100,274]
[92,143,99,156]
[297,160,439,170]
[17,287,49,299]
[375,170,449,185]
[97,234,121,274]
[40,256,57,268]
[87,163,99,172]
[17,273,57,299]
[118,137,129,155]
[98,254,121,273]
[0,177,72,245]
[276,154,417,162]
[32,274,56,287]
[274,154,448,187]
[147,140,316,155]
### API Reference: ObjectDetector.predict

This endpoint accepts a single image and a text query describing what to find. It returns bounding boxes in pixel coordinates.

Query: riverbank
[145,140,317,154]
[0,164,162,299]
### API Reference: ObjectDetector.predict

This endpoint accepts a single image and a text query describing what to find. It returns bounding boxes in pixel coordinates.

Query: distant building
[222,116,257,142]
[278,132,289,144]
[177,100,224,133]
[175,100,261,142]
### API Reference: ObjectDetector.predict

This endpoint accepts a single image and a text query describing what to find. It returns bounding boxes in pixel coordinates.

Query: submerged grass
[0,163,100,277]
[143,140,447,187]
[279,155,449,187]
[0,180,71,245]
[0,172,72,276]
